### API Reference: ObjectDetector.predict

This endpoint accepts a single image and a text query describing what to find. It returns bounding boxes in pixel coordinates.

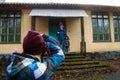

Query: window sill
[93,40,112,42]
[0,42,21,44]
[114,40,120,42]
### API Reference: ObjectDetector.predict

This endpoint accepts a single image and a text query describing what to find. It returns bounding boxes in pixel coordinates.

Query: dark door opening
[49,18,66,40]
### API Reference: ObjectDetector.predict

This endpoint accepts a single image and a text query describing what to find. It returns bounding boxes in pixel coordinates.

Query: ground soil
[108,60,120,74]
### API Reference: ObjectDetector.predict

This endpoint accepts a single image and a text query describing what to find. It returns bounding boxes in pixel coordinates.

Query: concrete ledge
[87,51,120,60]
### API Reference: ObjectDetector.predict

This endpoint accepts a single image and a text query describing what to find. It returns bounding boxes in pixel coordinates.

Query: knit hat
[59,21,64,29]
[23,31,45,55]
[59,21,63,26]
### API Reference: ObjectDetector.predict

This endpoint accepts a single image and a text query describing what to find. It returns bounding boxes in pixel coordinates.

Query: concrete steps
[50,52,112,79]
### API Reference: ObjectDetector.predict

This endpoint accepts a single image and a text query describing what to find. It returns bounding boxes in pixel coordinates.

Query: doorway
[49,18,66,40]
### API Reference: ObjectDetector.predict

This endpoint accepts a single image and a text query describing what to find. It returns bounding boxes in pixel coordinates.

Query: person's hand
[42,51,51,57]
[57,32,59,34]
[40,34,43,36]
[12,48,18,53]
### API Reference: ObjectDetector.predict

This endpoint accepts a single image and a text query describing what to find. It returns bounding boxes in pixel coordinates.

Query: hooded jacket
[6,34,65,80]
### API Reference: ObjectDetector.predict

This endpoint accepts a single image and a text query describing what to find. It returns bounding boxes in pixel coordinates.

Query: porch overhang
[29,9,88,17]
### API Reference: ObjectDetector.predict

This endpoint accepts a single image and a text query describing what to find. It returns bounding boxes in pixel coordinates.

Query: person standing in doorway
[57,21,67,50]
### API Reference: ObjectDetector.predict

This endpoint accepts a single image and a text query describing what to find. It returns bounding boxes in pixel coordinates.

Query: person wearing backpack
[63,35,70,52]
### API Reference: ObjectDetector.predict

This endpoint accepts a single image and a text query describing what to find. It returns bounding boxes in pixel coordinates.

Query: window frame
[113,13,120,42]
[92,12,111,42]
[0,10,21,44]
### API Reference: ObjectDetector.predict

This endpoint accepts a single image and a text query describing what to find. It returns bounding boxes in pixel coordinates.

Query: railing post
[31,16,36,30]
[80,17,86,55]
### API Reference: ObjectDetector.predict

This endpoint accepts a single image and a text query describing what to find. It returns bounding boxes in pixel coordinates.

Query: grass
[84,73,120,80]
[50,73,119,80]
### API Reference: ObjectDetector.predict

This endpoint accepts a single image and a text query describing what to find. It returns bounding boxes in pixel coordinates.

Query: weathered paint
[85,10,120,52]
[36,17,48,34]
[0,9,120,54]
[66,17,81,52]
[0,9,31,54]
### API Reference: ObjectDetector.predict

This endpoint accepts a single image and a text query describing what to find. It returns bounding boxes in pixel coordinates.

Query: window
[92,12,111,42]
[113,13,120,41]
[0,11,21,43]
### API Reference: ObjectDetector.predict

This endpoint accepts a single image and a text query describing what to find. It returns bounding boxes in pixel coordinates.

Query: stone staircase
[50,52,113,79]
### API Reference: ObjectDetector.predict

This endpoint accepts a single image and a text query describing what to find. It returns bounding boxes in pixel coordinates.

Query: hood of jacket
[6,53,38,77]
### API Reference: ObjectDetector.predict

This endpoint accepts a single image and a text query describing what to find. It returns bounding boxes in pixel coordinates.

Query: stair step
[58,64,108,70]
[65,52,82,55]
[64,58,92,62]
[50,67,112,80]
[55,67,111,74]
[65,53,84,56]
[65,54,83,56]
[61,61,99,66]
[65,56,85,59]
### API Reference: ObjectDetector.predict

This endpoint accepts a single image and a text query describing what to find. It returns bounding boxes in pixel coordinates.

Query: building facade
[0,3,120,54]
